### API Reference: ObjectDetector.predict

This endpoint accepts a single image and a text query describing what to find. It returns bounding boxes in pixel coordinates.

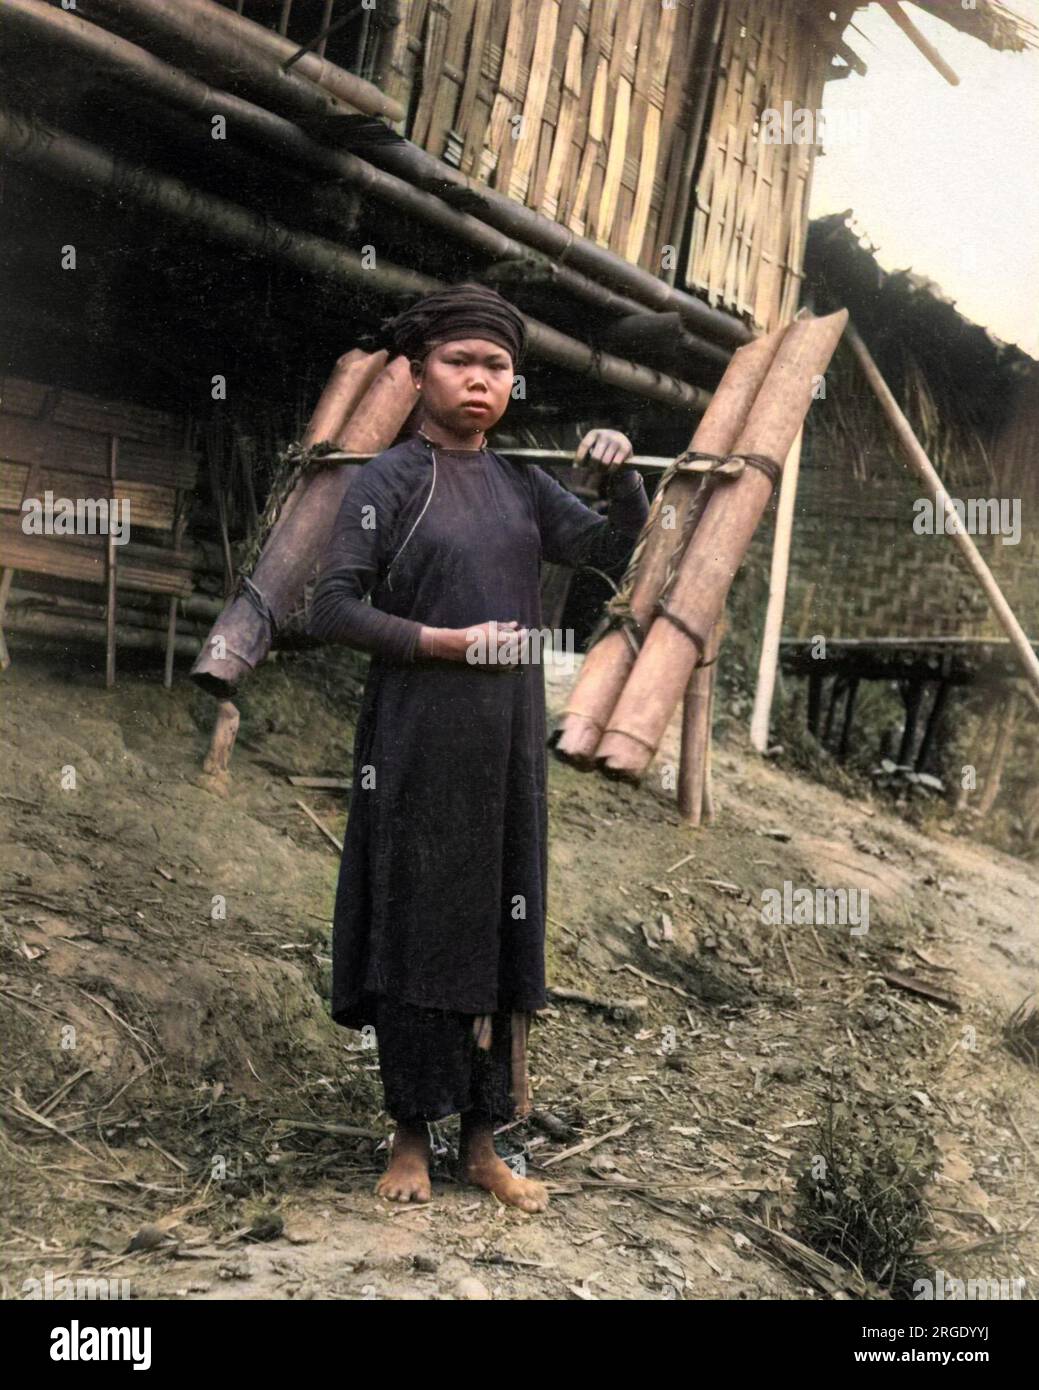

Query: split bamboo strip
[507,0,561,204]
[597,309,848,780]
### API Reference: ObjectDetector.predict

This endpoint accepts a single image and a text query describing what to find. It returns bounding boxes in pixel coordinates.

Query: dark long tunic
[307,434,648,1032]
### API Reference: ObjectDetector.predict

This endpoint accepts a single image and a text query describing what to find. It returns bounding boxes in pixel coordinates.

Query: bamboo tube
[847,324,1039,698]
[5,2,732,381]
[88,0,403,121]
[597,310,848,780]
[749,426,803,751]
[275,349,384,531]
[303,350,371,448]
[678,620,722,824]
[189,354,416,699]
[554,327,785,766]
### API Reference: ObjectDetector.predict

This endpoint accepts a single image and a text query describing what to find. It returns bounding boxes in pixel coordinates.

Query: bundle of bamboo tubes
[190,348,419,792]
[553,309,849,824]
[190,349,418,700]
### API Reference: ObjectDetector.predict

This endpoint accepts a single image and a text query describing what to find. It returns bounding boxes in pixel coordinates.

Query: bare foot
[375,1121,432,1203]
[460,1117,548,1213]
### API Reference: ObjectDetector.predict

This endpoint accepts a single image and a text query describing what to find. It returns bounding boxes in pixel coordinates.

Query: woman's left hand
[575,428,634,472]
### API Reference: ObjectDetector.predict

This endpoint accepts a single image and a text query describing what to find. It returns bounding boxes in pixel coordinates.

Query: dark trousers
[374,996,515,1125]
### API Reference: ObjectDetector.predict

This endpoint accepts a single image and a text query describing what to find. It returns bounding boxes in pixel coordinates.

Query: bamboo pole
[847,324,1039,698]
[84,0,750,346]
[678,619,722,825]
[749,426,803,751]
[6,1,732,381]
[553,326,785,766]
[2,607,202,659]
[884,3,960,86]
[89,0,403,121]
[702,667,717,823]
[597,311,848,780]
[0,106,710,411]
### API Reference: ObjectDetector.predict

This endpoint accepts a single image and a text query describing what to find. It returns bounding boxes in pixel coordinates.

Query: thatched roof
[871,0,1039,53]
[803,213,1036,493]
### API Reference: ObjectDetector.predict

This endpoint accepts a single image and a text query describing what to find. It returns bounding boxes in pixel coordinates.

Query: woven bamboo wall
[686,0,828,330]
[745,464,1039,642]
[380,0,828,323]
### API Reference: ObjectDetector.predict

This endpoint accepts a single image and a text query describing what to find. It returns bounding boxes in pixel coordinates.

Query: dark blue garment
[375,998,516,1124]
[307,435,648,1031]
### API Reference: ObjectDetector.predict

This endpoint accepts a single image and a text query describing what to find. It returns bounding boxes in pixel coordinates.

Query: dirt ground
[1,637,1037,1301]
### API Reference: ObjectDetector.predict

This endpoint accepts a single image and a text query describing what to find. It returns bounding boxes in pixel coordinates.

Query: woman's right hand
[419,619,529,664]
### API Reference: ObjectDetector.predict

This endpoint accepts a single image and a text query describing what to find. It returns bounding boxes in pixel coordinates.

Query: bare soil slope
[1,641,1036,1301]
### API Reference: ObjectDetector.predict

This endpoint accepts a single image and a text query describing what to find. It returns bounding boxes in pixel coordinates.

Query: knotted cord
[585,448,782,657]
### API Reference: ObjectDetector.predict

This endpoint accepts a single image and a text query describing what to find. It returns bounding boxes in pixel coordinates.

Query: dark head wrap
[382,282,527,370]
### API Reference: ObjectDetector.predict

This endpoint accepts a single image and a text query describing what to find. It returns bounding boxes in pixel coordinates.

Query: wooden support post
[199,699,241,799]
[823,673,846,747]
[838,676,860,761]
[897,679,925,766]
[978,689,1019,817]
[104,435,119,689]
[915,678,950,773]
[317,0,335,57]
[750,427,803,751]
[807,671,824,738]
[205,429,235,599]
[165,414,194,690]
[0,565,14,671]
[540,562,573,633]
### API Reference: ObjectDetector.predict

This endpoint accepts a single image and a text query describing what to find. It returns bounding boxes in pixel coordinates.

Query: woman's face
[413,337,514,435]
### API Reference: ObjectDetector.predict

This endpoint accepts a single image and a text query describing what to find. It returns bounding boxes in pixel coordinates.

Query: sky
[808,1,1039,356]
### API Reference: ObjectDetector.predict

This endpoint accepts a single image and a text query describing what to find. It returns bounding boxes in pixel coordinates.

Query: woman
[307,283,648,1211]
